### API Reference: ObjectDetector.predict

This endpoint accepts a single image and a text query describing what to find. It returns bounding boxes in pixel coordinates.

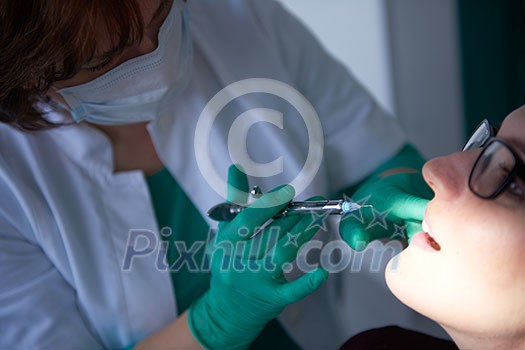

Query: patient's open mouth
[409,219,441,252]
[422,220,441,251]
[424,232,441,251]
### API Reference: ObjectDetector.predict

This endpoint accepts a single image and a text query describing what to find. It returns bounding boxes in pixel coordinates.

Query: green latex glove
[188,165,328,349]
[339,145,434,251]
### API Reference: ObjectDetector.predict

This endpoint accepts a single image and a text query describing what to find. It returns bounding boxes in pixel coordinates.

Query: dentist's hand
[339,171,433,251]
[188,165,328,350]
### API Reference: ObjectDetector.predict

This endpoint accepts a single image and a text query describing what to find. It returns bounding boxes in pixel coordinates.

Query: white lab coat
[0,1,448,349]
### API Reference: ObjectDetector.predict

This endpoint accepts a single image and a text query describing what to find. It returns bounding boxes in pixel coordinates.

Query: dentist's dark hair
[0,0,145,131]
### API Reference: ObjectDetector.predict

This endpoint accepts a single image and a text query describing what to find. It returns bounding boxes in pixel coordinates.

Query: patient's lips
[422,220,431,237]
[410,232,441,251]
[426,232,441,251]
[411,220,441,251]
[422,219,441,250]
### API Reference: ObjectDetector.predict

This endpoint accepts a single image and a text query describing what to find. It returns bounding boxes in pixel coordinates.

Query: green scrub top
[146,168,299,350]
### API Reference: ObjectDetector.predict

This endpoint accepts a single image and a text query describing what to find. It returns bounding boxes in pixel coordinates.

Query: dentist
[0,0,437,348]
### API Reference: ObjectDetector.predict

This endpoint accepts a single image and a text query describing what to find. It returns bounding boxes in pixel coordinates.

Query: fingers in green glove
[340,206,428,250]
[268,198,325,267]
[382,193,430,222]
[339,206,402,251]
[246,214,302,260]
[221,184,295,243]
[354,178,430,221]
[277,268,328,303]
[405,220,424,242]
[219,164,250,231]
[226,164,250,204]
[381,172,432,221]
[339,215,370,251]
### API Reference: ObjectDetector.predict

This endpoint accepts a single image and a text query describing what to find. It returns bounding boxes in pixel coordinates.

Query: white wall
[277,0,395,115]
[277,0,465,158]
[387,0,465,157]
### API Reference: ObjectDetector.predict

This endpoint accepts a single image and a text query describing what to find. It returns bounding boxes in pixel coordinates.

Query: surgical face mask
[56,0,192,125]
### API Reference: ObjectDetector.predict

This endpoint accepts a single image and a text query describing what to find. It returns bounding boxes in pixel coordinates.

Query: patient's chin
[384,250,423,313]
[385,256,403,299]
[385,252,445,327]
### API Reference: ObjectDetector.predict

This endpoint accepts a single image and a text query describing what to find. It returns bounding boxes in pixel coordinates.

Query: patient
[343,106,525,349]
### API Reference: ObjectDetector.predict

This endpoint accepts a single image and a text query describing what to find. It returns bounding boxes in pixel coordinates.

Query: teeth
[422,220,433,237]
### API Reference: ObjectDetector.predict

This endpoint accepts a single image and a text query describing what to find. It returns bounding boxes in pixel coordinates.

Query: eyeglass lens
[470,141,516,198]
[462,120,493,152]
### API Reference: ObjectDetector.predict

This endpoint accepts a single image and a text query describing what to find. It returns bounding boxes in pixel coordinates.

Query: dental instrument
[208,199,372,221]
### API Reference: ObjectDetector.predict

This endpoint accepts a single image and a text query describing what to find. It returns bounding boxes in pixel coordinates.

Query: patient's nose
[422,151,477,201]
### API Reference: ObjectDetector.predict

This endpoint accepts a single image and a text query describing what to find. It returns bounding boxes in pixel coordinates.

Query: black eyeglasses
[462,119,525,199]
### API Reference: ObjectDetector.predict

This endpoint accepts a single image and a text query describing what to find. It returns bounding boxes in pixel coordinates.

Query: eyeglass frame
[462,119,525,199]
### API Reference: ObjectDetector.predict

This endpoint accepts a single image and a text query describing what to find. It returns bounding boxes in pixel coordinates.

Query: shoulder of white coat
[0,123,51,177]
[188,0,288,35]
[0,124,60,238]
[188,0,283,15]
[0,125,36,239]
[0,123,34,175]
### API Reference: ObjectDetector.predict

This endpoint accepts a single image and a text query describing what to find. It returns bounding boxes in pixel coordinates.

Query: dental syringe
[207,199,372,221]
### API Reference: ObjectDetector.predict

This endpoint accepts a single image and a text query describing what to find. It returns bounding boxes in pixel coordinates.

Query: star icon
[283,232,301,248]
[366,208,391,230]
[390,223,407,239]
[306,211,330,232]
[341,194,372,224]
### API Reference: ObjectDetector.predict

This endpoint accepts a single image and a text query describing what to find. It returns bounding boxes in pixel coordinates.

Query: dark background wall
[458,0,525,134]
